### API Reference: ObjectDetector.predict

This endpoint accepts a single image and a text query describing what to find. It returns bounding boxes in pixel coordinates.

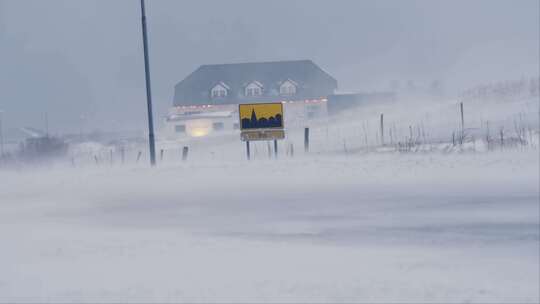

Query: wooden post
[460,102,465,144]
[460,102,464,131]
[182,146,189,161]
[246,141,251,160]
[304,127,310,153]
[500,127,504,148]
[380,113,384,146]
[120,147,125,165]
[363,122,368,148]
[273,140,278,158]
[486,121,490,150]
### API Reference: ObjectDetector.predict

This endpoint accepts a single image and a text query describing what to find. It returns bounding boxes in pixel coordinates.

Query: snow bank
[0,150,538,302]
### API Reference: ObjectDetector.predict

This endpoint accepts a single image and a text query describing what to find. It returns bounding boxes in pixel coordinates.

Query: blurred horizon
[0,0,538,135]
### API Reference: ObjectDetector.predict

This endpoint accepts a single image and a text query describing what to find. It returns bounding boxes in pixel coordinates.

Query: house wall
[161,98,328,140]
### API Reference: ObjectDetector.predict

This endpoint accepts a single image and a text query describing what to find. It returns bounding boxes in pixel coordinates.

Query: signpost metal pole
[246,141,251,160]
[273,139,278,158]
[140,0,156,166]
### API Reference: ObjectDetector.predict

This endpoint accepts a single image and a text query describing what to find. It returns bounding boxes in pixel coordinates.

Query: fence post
[485,121,490,151]
[304,127,310,153]
[246,141,251,160]
[460,102,465,144]
[460,102,464,130]
[182,146,189,161]
[136,151,142,163]
[120,147,125,165]
[380,113,384,146]
[274,140,278,158]
[160,149,164,161]
[500,127,504,149]
[290,143,294,157]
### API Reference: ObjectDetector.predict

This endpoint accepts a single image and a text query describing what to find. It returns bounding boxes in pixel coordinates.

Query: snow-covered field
[0,149,538,303]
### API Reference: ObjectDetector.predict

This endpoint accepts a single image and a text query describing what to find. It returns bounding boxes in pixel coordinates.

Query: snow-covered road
[0,151,538,302]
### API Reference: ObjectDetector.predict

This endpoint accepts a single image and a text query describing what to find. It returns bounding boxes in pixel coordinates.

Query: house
[164,60,337,138]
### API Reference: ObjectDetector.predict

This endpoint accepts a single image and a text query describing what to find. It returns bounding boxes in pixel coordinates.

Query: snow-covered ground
[0,149,538,303]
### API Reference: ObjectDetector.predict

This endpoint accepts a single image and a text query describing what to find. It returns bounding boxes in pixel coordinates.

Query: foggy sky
[0,0,538,134]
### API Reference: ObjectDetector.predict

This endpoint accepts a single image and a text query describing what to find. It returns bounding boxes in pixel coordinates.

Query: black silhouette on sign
[241,109,283,129]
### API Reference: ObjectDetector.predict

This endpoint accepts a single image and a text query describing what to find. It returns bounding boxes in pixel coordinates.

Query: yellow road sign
[239,103,284,130]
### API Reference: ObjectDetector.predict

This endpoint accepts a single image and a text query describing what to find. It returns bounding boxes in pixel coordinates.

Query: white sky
[0,0,538,133]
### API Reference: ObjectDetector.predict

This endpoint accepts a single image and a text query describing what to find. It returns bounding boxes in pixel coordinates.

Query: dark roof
[173,60,338,106]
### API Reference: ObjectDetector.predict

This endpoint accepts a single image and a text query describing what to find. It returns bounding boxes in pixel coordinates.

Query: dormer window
[211,82,229,98]
[280,79,297,95]
[245,81,263,97]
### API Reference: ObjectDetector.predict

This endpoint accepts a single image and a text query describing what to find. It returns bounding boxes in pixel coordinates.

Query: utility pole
[140,0,156,166]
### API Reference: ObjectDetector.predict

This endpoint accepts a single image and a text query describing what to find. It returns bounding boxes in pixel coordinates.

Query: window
[245,81,263,97]
[280,84,296,95]
[211,88,227,98]
[280,80,297,95]
[211,82,229,98]
[212,89,227,98]
[213,122,224,131]
[175,125,186,133]
[306,104,319,119]
[246,87,261,96]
